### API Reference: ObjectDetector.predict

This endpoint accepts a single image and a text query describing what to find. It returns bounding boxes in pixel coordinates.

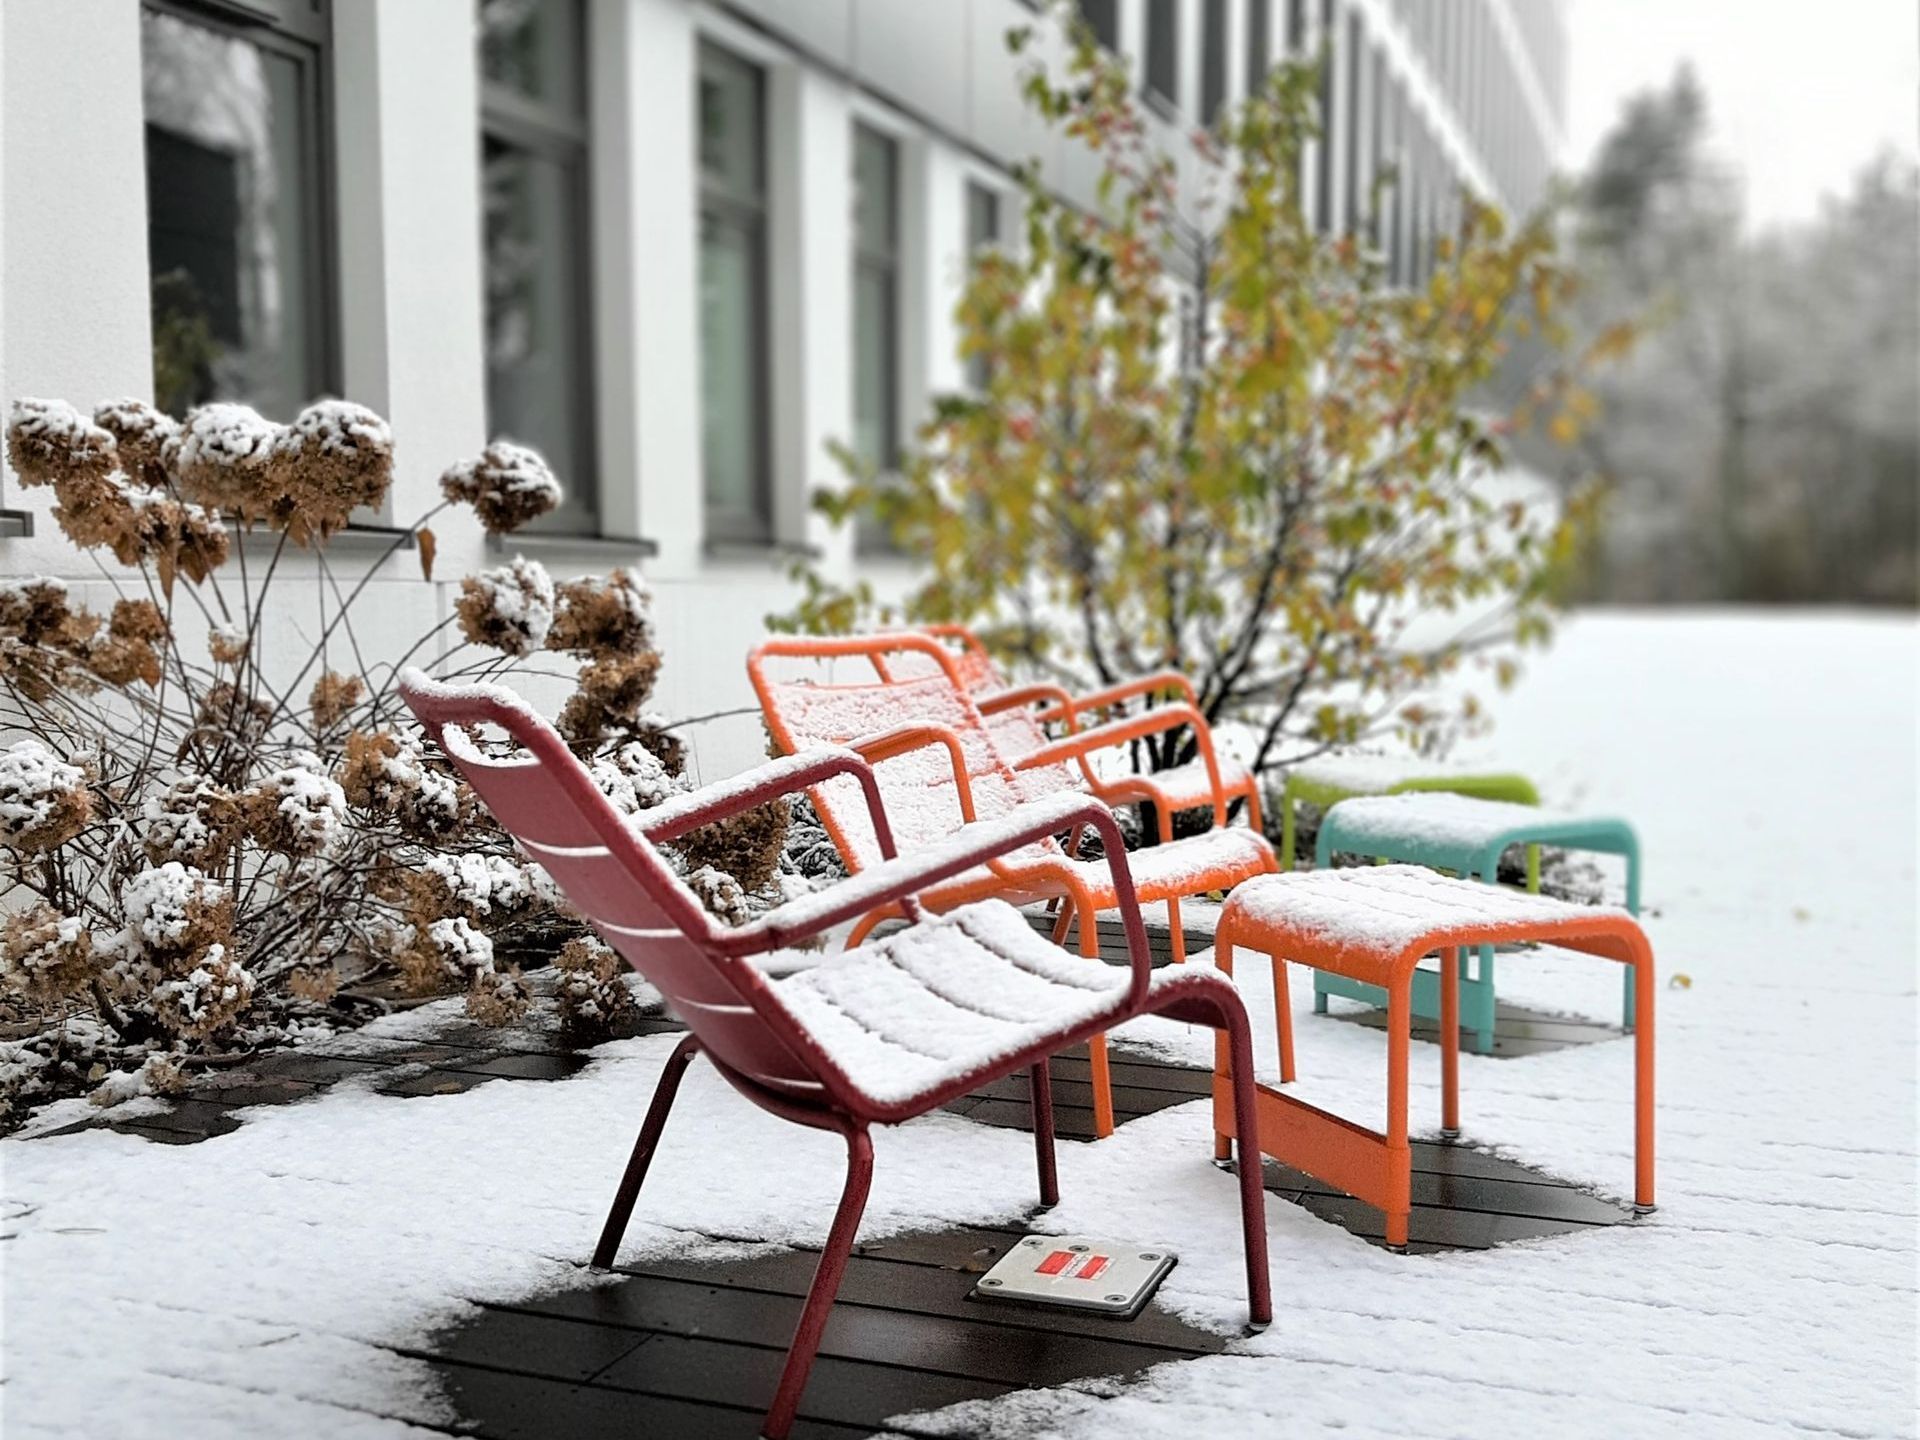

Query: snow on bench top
[1322,792,1634,853]
[1289,752,1530,795]
[1223,864,1633,957]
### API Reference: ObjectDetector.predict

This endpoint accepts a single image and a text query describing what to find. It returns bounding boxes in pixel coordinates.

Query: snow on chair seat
[398,669,1274,1440]
[1211,865,1655,1252]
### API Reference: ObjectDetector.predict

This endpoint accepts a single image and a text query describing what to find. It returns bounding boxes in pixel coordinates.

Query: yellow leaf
[417,527,437,582]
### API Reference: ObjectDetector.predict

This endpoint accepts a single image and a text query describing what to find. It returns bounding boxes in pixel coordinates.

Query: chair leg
[592,1034,701,1270]
[1270,951,1296,1084]
[1202,992,1273,1327]
[762,1123,874,1440]
[1077,907,1117,1138]
[1168,895,1186,964]
[1439,947,1461,1139]
[1030,1060,1060,1207]
[1213,941,1237,1161]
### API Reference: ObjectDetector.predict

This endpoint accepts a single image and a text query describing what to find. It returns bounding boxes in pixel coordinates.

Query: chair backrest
[398,670,829,1101]
[747,634,1063,872]
[864,626,1078,800]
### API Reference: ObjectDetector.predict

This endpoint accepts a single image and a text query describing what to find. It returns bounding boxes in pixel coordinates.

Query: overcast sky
[1563,0,1920,231]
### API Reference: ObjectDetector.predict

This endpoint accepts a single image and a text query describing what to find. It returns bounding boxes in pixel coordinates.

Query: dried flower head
[670,798,789,895]
[0,577,97,650]
[140,773,242,868]
[406,851,535,922]
[110,598,168,644]
[0,738,94,852]
[150,945,256,1038]
[548,569,656,658]
[586,740,686,816]
[121,862,235,974]
[86,634,162,687]
[6,398,117,490]
[89,1052,189,1109]
[207,621,249,666]
[393,915,496,995]
[241,763,347,856]
[557,651,662,743]
[465,965,531,1026]
[165,403,283,518]
[440,440,563,534]
[270,400,394,544]
[455,555,555,656]
[631,716,688,777]
[309,670,365,731]
[93,399,181,488]
[341,729,467,839]
[685,864,752,927]
[0,905,96,1002]
[555,935,636,1038]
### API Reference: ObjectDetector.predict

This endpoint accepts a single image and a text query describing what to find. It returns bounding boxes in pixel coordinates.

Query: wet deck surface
[38,919,1631,1437]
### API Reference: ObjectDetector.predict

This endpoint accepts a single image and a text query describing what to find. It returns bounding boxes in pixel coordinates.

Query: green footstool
[1313,792,1642,1055]
[1278,755,1544,875]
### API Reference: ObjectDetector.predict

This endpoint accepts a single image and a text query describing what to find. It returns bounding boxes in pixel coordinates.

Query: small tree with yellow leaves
[783,8,1617,778]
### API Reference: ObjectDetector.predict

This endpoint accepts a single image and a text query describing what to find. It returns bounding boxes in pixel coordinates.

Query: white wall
[0,0,1563,781]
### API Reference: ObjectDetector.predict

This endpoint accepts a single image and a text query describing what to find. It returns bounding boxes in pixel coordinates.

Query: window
[1315,0,1334,232]
[479,0,597,534]
[141,0,333,421]
[1246,0,1271,99]
[1076,0,1119,51]
[964,181,1002,393]
[852,125,901,554]
[1345,10,1366,236]
[697,43,772,542]
[1144,0,1178,111]
[1201,0,1228,126]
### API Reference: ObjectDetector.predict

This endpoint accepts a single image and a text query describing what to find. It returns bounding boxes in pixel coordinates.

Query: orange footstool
[1211,866,1655,1250]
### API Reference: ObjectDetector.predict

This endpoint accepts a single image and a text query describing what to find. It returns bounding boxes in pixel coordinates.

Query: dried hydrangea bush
[0,396,789,1127]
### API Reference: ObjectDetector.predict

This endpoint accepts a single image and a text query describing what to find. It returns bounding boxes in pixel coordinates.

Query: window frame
[140,0,340,416]
[963,178,1003,394]
[478,0,600,535]
[696,40,775,545]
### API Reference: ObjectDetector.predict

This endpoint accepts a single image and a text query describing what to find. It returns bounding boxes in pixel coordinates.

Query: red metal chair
[398,669,1272,1440]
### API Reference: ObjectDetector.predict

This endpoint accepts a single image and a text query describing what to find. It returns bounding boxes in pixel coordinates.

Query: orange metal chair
[874,625,1266,836]
[749,632,1280,1137]
[1211,865,1656,1250]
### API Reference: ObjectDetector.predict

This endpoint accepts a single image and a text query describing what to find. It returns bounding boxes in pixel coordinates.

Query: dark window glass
[479,0,596,534]
[851,125,899,479]
[697,43,771,541]
[1201,0,1228,124]
[1145,0,1178,109]
[1288,0,1307,53]
[1246,0,1271,98]
[1315,0,1334,232]
[141,3,332,421]
[1345,10,1365,236]
[964,182,1001,392]
[1077,0,1119,51]
[1370,47,1388,250]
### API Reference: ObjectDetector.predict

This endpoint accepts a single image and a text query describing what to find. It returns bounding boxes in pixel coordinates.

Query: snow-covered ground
[4,612,1915,1438]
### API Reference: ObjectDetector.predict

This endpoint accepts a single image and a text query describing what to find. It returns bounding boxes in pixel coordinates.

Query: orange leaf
[417,527,437,582]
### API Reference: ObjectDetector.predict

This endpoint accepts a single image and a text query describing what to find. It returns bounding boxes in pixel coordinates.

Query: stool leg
[1622,853,1641,1032]
[1385,984,1412,1251]
[1271,951,1296,1084]
[1634,941,1657,1214]
[1439,947,1461,1139]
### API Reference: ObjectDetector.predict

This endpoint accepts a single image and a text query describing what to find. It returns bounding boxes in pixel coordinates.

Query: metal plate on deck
[970,1235,1177,1317]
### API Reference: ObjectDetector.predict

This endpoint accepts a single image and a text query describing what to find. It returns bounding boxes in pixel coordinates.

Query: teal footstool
[1313,792,1642,1055]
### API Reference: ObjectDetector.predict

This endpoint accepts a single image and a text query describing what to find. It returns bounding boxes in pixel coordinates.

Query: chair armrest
[843,723,981,824]
[638,747,900,863]
[978,681,1081,731]
[715,791,1150,998]
[1014,704,1226,830]
[1055,669,1197,723]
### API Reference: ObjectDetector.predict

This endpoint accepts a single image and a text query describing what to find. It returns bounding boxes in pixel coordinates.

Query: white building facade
[0,0,1566,777]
